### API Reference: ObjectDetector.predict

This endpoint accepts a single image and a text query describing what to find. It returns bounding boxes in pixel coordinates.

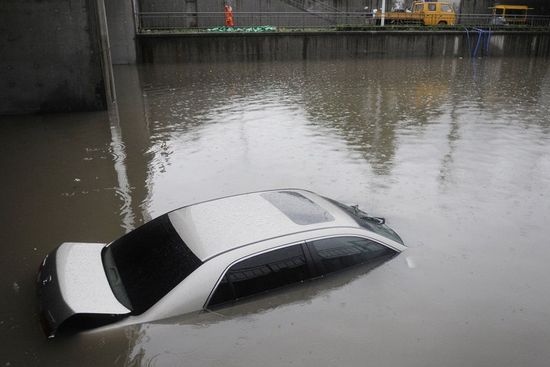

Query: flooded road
[1,57,550,366]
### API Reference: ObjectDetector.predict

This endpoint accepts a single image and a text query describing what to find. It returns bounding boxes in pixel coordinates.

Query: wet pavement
[1,57,550,366]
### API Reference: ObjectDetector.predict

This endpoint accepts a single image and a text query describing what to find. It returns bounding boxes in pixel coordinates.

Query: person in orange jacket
[224,2,234,27]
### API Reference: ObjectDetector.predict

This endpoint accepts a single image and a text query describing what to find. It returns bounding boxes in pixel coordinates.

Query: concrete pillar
[104,0,137,64]
[0,0,112,114]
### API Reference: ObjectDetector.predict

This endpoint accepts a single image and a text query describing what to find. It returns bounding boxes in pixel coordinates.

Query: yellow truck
[490,5,530,25]
[375,1,457,26]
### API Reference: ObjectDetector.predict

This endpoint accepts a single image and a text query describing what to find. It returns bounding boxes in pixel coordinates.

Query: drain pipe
[463,26,471,58]
[471,28,492,58]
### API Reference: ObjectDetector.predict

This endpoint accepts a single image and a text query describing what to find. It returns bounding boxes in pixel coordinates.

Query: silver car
[37,189,406,338]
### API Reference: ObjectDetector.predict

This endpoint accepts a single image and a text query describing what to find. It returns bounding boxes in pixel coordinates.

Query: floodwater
[1,57,550,366]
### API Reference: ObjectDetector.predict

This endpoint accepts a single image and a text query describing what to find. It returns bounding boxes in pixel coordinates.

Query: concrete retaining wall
[137,31,550,63]
[0,0,111,114]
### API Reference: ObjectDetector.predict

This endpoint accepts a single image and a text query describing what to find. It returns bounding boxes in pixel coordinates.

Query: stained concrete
[0,0,109,114]
[105,0,137,64]
[137,31,550,63]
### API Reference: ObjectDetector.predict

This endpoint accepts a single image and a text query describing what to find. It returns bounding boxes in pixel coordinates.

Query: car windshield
[324,197,404,245]
[102,214,202,314]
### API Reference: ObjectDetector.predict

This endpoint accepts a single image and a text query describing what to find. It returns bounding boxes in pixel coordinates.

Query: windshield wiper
[351,205,385,224]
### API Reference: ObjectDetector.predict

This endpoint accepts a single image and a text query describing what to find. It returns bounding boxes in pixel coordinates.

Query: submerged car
[37,189,406,338]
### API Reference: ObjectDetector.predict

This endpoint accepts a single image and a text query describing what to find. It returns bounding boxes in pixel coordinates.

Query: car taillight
[37,254,48,280]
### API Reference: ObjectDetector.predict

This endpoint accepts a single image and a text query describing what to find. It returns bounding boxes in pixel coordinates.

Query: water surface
[1,57,550,366]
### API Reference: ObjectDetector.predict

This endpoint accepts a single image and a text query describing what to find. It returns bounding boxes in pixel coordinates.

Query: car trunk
[36,242,131,338]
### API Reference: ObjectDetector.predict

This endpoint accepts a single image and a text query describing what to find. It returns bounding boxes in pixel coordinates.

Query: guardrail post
[380,0,386,26]
[132,0,140,33]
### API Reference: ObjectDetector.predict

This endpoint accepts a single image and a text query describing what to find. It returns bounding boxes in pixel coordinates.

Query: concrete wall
[105,0,137,64]
[0,0,110,114]
[137,31,550,63]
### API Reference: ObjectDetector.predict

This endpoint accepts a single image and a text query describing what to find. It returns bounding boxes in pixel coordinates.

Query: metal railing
[136,11,550,32]
[458,14,550,27]
[282,0,341,14]
[137,11,354,30]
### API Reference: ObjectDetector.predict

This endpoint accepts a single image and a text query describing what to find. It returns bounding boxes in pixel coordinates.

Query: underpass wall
[137,31,550,63]
[0,0,111,114]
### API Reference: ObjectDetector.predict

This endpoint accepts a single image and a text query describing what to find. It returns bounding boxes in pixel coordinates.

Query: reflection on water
[109,107,136,233]
[1,57,550,366]
[136,58,550,217]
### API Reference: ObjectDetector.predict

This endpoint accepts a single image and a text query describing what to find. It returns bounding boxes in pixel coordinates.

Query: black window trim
[303,233,402,253]
[304,235,397,276]
[203,233,399,311]
[203,240,309,310]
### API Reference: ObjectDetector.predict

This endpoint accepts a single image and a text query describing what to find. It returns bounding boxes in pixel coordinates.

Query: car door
[420,2,437,25]
[206,242,315,308]
[305,236,397,276]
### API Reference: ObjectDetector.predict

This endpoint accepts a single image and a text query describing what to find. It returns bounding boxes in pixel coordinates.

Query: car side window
[428,3,436,11]
[208,244,310,307]
[308,236,396,275]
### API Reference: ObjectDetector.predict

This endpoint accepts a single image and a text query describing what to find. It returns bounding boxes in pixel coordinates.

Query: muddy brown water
[1,57,550,366]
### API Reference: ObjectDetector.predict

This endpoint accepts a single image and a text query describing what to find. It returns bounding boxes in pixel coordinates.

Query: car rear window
[103,214,202,314]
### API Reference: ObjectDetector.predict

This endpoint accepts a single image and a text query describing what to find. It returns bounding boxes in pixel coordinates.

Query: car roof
[491,5,529,9]
[168,189,359,261]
